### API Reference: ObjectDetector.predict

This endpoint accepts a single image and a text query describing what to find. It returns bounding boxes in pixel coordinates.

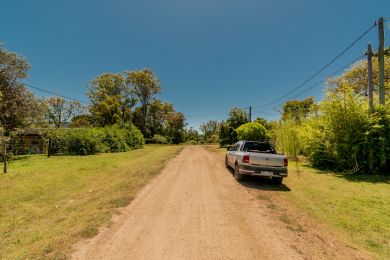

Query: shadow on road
[226,168,291,192]
[240,176,291,192]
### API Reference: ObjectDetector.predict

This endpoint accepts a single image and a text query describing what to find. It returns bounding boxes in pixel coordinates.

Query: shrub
[101,127,129,153]
[67,128,101,155]
[123,125,144,149]
[150,134,169,144]
[236,122,268,141]
[43,125,144,156]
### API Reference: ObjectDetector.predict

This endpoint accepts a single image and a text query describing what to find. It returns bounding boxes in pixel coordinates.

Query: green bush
[101,127,129,153]
[67,128,101,155]
[43,125,144,156]
[123,125,144,149]
[236,122,268,141]
[42,128,69,155]
[149,134,169,144]
[275,87,390,174]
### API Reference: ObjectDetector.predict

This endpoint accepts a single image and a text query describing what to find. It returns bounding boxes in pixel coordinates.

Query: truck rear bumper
[238,164,288,177]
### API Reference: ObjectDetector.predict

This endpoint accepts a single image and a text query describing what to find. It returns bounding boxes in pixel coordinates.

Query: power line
[255,22,377,109]
[277,54,365,104]
[251,54,365,115]
[19,81,89,104]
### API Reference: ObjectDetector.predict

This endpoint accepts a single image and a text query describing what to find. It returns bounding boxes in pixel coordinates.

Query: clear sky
[1,0,389,129]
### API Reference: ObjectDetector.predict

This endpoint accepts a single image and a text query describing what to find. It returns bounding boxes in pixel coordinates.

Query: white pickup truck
[225,141,288,184]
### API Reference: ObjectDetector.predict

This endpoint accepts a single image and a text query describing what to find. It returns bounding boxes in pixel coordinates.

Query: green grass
[0,145,182,259]
[283,164,390,258]
[209,145,390,258]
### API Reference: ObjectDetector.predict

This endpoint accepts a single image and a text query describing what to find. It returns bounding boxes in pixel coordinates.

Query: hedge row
[42,125,144,155]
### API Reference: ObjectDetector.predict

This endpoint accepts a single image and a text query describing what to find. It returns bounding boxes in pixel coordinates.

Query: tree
[227,107,248,128]
[69,114,94,128]
[327,57,390,94]
[184,127,200,143]
[281,97,315,123]
[219,121,237,146]
[165,111,185,144]
[147,100,174,137]
[125,69,161,135]
[0,127,10,173]
[132,99,186,142]
[88,73,137,127]
[200,120,219,143]
[0,45,45,134]
[45,97,83,127]
[219,107,249,146]
[254,117,271,130]
[236,122,267,141]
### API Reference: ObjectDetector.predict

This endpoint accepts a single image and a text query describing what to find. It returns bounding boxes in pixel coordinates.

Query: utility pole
[378,17,385,105]
[249,106,252,122]
[367,43,374,113]
[367,43,374,172]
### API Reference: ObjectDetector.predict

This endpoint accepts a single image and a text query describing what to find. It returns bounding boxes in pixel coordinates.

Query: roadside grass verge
[207,145,390,258]
[283,164,390,258]
[0,145,182,259]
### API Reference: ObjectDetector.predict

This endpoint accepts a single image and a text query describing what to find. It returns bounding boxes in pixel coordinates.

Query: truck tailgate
[249,153,285,167]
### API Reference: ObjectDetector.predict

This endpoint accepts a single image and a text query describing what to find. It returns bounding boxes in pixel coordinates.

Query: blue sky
[1,0,389,129]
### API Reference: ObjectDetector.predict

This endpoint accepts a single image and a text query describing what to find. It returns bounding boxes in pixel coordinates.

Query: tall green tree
[165,111,185,144]
[133,99,186,142]
[45,97,83,128]
[147,100,174,137]
[88,73,137,126]
[327,57,390,94]
[219,107,249,146]
[0,46,46,172]
[0,45,45,134]
[184,127,200,143]
[281,97,315,123]
[125,69,161,135]
[227,107,248,128]
[200,120,219,143]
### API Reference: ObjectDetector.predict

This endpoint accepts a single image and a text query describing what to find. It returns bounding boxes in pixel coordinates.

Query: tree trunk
[3,144,7,173]
[122,107,125,128]
[141,105,147,135]
[48,138,51,158]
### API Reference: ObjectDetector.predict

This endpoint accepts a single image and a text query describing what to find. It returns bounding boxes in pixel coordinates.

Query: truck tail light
[243,155,250,163]
[284,157,288,166]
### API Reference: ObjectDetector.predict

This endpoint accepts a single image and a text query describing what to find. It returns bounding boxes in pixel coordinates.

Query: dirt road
[72,146,369,260]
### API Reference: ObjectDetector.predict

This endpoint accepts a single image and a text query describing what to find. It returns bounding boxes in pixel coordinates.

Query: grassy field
[0,145,182,259]
[210,145,390,259]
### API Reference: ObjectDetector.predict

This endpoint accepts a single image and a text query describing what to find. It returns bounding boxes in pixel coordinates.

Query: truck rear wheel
[225,156,229,168]
[271,177,283,185]
[234,163,244,181]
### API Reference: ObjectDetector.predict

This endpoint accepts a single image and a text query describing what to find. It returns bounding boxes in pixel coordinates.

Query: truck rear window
[242,142,275,153]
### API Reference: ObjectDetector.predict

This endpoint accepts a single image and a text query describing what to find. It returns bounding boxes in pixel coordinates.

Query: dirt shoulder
[72,146,371,260]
